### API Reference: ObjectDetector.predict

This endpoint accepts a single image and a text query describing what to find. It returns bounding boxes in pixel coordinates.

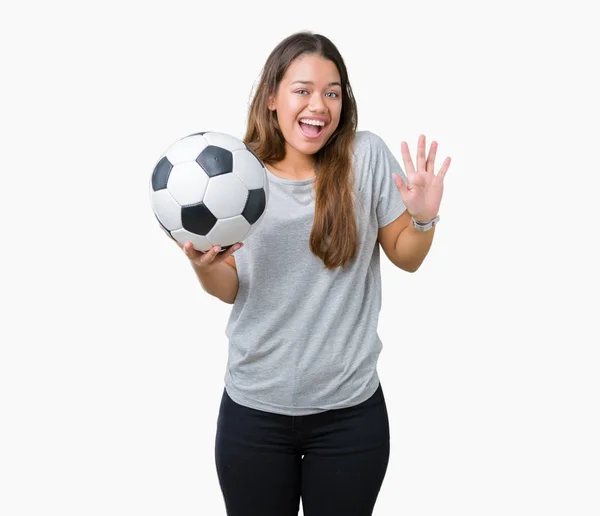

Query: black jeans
[214,382,390,516]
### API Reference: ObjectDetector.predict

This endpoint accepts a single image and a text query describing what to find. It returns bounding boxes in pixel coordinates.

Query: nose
[308,92,327,113]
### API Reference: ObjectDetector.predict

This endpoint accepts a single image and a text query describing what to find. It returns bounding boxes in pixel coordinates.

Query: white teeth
[299,119,325,126]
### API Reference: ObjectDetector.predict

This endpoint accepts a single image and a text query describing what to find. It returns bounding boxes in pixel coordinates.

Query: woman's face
[268,54,343,157]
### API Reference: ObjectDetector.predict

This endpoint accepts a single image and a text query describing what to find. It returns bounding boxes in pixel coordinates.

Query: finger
[438,157,451,179]
[400,141,416,177]
[199,245,221,265]
[417,135,426,172]
[426,141,438,174]
[182,241,207,260]
[226,242,243,255]
[214,242,243,263]
[393,173,408,195]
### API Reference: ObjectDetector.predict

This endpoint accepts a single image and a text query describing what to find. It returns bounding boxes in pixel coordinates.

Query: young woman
[176,31,450,516]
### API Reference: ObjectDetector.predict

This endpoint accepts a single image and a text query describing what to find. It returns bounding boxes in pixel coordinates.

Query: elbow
[396,260,422,273]
[390,250,425,273]
[220,293,236,304]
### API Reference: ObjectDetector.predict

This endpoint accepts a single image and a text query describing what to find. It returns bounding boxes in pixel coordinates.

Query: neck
[269,143,315,179]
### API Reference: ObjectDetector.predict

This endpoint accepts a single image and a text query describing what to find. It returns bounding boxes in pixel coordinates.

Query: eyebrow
[290,80,342,87]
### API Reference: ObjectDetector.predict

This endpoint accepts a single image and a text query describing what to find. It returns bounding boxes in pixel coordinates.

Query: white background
[1,0,599,514]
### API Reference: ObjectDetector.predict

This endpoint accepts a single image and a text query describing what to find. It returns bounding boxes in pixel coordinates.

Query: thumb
[393,173,408,194]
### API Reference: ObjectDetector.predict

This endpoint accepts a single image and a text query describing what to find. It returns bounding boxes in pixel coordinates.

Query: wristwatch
[411,214,440,232]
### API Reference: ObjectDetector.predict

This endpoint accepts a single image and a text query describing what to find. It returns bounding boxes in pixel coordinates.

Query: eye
[295,89,340,98]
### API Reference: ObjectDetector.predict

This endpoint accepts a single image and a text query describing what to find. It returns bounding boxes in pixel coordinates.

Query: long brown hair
[244,31,359,270]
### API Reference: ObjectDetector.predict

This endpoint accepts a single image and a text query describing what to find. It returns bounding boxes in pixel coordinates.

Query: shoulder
[352,130,385,155]
[351,131,391,171]
[348,131,378,198]
[351,130,393,181]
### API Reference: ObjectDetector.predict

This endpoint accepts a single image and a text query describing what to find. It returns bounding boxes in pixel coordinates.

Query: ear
[267,95,276,111]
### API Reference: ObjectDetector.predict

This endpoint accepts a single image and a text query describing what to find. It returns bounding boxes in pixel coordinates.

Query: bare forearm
[392,224,435,273]
[191,261,239,304]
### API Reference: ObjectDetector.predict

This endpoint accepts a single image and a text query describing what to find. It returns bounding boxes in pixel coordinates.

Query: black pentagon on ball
[196,146,233,177]
[181,203,218,235]
[242,189,266,224]
[151,156,173,191]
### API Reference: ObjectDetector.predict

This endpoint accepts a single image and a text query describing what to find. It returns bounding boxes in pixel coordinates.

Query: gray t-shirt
[224,130,407,416]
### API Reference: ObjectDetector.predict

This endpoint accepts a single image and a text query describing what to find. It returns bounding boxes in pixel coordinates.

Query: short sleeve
[369,132,408,228]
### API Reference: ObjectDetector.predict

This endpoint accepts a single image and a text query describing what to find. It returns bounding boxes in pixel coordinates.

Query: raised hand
[393,135,451,222]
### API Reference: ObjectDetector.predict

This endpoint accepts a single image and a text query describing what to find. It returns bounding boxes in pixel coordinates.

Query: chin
[296,141,325,153]
[289,128,335,155]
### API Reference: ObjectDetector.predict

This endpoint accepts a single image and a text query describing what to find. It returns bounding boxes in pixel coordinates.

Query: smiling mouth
[298,121,326,139]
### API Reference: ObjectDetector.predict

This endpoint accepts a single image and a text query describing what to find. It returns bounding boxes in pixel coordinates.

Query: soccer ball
[149,131,269,252]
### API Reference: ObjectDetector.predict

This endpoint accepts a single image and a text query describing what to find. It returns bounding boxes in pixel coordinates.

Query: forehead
[282,54,341,84]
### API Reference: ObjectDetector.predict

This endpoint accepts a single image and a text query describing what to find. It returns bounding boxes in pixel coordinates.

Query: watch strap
[411,214,440,232]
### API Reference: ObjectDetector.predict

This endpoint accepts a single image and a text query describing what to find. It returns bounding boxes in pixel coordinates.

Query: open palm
[393,135,451,222]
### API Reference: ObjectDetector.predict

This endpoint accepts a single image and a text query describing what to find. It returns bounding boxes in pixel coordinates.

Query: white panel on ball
[264,173,270,201]
[243,219,261,240]
[203,174,249,219]
[151,189,182,230]
[232,149,267,190]
[167,162,210,206]
[170,228,213,252]
[207,216,252,247]
[164,134,208,163]
[203,132,246,152]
